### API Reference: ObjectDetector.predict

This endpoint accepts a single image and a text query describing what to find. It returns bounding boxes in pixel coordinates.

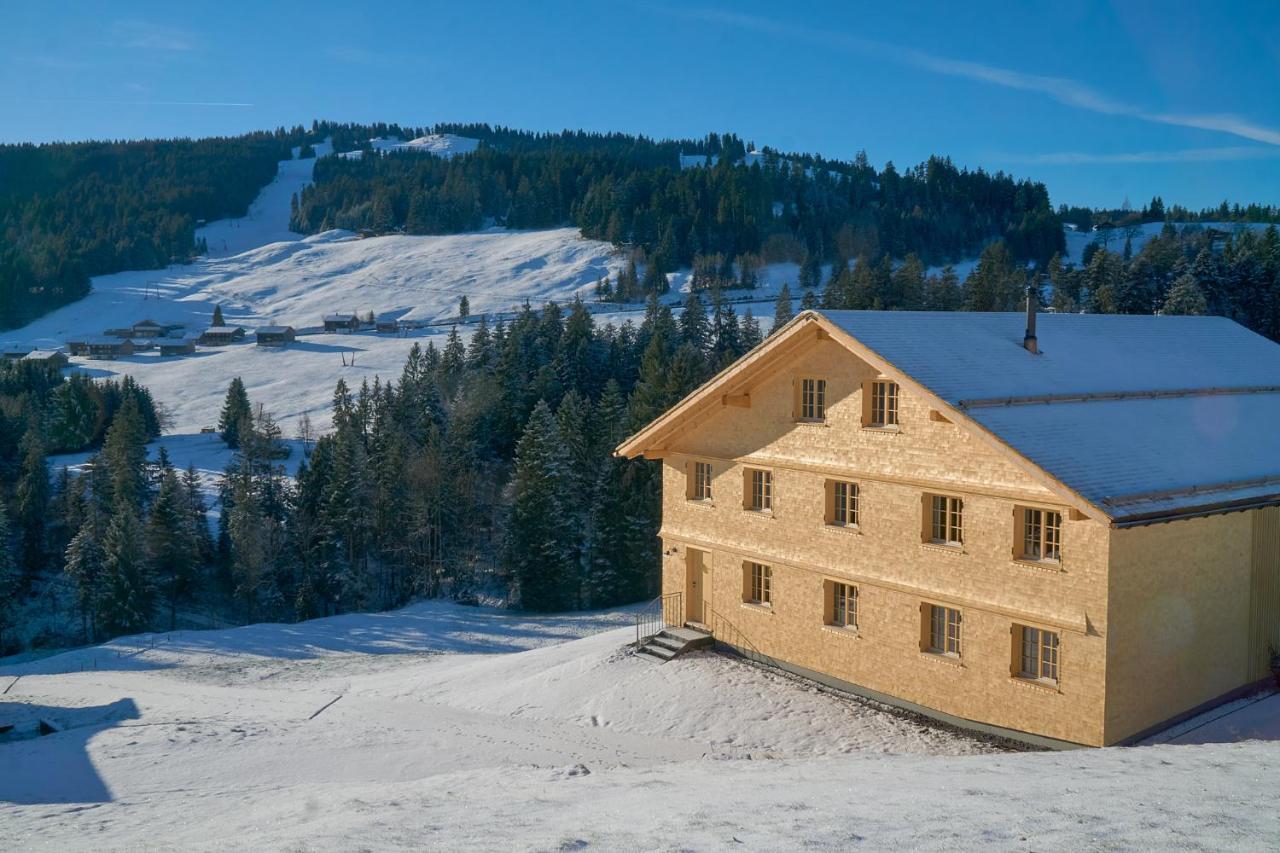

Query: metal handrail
[635,591,684,649]
[700,603,782,674]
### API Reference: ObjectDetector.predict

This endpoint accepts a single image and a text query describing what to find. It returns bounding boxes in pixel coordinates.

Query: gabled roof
[203,325,245,334]
[618,310,1280,526]
[255,325,295,334]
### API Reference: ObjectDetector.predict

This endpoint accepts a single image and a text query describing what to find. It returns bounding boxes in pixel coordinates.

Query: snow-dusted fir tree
[218,377,252,449]
[1163,273,1208,316]
[64,518,105,641]
[507,401,577,611]
[99,509,156,636]
[148,468,196,630]
[0,501,21,650]
[772,283,794,333]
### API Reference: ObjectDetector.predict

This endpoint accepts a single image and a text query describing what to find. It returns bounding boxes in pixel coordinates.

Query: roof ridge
[958,385,1280,409]
[1103,473,1280,507]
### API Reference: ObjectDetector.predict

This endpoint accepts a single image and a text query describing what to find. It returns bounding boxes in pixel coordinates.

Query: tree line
[813,222,1280,344]
[0,129,304,329]
[0,359,163,650]
[291,125,1065,286]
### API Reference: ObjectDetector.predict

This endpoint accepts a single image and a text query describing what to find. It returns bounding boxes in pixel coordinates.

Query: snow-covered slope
[1,602,1277,851]
[339,133,480,160]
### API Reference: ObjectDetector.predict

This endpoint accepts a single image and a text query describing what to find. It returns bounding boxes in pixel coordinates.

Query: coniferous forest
[0,130,302,329]
[292,122,1067,279]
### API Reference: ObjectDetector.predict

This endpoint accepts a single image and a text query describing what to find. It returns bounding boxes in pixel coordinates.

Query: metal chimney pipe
[1024,283,1039,354]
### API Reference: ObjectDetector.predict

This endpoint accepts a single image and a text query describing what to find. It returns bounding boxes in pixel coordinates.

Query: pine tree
[148,468,196,630]
[800,289,819,310]
[0,501,21,651]
[99,509,155,636]
[507,401,577,611]
[458,295,470,318]
[772,283,794,333]
[64,517,105,642]
[183,464,214,564]
[1163,273,1208,316]
[679,290,710,353]
[102,398,149,514]
[212,304,226,327]
[15,428,49,573]
[740,310,763,351]
[218,377,252,449]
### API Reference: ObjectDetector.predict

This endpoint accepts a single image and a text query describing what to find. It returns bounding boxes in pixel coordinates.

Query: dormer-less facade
[619,310,1280,747]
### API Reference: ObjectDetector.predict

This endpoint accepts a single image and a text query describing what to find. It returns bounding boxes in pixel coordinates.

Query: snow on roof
[819,310,1280,520]
[22,349,64,359]
[255,325,294,334]
[84,335,133,345]
[203,326,244,334]
[821,311,1280,404]
[323,313,357,322]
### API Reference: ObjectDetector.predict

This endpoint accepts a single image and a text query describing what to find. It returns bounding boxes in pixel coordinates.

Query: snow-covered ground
[342,133,480,159]
[2,603,1277,851]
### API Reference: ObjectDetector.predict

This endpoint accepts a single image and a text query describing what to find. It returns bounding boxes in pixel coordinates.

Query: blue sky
[2,0,1278,210]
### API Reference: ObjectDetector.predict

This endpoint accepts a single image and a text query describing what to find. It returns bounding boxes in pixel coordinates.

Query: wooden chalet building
[199,325,247,346]
[21,350,69,369]
[620,307,1280,747]
[323,313,361,333]
[255,325,296,347]
[82,336,136,359]
[158,336,198,356]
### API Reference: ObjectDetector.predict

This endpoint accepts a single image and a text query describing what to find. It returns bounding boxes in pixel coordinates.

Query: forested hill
[0,130,302,329]
[293,123,1067,282]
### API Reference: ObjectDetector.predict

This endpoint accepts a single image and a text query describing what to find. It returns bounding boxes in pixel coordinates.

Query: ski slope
[1,602,1277,851]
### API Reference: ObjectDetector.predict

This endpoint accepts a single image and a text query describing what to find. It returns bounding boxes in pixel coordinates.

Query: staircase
[637,625,713,662]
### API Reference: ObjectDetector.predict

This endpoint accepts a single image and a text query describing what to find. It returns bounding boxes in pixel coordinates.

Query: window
[928,495,963,546]
[868,380,899,427]
[746,468,773,512]
[1018,625,1060,683]
[827,480,859,527]
[928,605,962,656]
[688,461,713,501]
[746,562,772,606]
[829,582,858,629]
[799,377,827,421]
[1021,508,1062,562]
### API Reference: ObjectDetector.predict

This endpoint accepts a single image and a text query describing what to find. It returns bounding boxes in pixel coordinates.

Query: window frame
[744,467,773,513]
[828,581,858,630]
[1019,507,1063,564]
[687,460,713,502]
[927,494,964,547]
[866,379,900,428]
[826,480,860,528]
[927,604,962,657]
[1016,625,1060,684]
[745,561,773,607]
[797,377,827,422]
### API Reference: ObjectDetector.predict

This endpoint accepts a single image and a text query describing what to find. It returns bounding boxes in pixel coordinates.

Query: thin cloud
[664,5,1280,147]
[999,146,1280,165]
[3,97,252,108]
[109,20,197,52]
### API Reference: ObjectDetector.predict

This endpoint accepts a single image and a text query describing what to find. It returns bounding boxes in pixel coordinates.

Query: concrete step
[648,635,686,653]
[639,643,676,661]
[638,624,714,663]
[662,626,713,644]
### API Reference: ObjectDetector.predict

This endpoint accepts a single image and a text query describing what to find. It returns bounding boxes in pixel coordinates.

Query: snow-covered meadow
[2,602,1278,851]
